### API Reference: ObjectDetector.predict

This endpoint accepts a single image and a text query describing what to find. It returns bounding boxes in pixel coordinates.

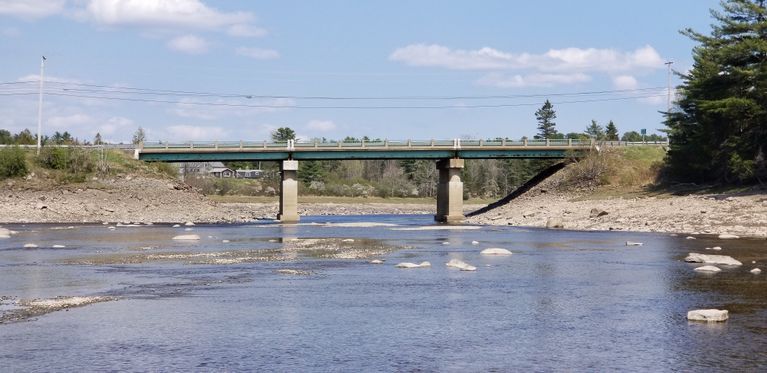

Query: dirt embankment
[0,175,439,224]
[465,165,767,238]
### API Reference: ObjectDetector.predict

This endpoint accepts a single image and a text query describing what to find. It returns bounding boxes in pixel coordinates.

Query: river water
[1,215,766,371]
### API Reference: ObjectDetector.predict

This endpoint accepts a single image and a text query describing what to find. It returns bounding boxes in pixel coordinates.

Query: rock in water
[369,259,385,264]
[446,259,477,271]
[184,221,195,226]
[172,224,181,228]
[694,265,721,273]
[625,241,644,246]
[589,208,608,218]
[23,243,38,248]
[52,245,66,248]
[546,217,564,229]
[684,253,742,266]
[172,234,200,240]
[471,240,479,245]
[342,238,355,243]
[718,233,739,239]
[712,246,722,251]
[685,236,696,240]
[687,309,729,322]
[480,248,513,256]
[751,268,762,274]
[0,228,11,239]
[395,261,431,269]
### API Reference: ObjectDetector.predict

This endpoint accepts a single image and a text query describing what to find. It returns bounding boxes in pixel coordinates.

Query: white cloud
[390,44,665,73]
[235,47,279,60]
[476,72,591,88]
[17,74,82,84]
[228,24,266,38]
[98,116,134,136]
[80,0,253,30]
[612,75,639,90]
[2,27,21,37]
[167,34,208,54]
[306,120,336,132]
[0,0,66,19]
[46,113,95,129]
[163,124,229,141]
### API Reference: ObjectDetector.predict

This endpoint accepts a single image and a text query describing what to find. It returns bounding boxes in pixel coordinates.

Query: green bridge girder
[137,148,586,162]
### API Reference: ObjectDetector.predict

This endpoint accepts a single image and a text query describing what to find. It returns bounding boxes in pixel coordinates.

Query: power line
[38,91,666,109]
[32,80,666,101]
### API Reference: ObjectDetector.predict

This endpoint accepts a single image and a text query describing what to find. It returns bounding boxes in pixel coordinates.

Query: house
[235,169,263,179]
[175,161,234,178]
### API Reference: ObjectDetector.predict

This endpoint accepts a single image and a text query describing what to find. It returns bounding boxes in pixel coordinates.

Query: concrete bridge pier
[435,158,465,224]
[277,160,300,223]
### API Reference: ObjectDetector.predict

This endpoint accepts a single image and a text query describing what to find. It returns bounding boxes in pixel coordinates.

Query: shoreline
[1,175,765,238]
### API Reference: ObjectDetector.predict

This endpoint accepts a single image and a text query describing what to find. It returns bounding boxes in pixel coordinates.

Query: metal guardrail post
[523,138,528,146]
[190,142,194,149]
[165,142,169,150]
[384,139,389,148]
[314,140,318,148]
[215,141,219,149]
[430,139,435,147]
[240,140,244,150]
[502,138,506,146]
[568,138,572,146]
[546,139,550,146]
[361,139,365,148]
[407,139,411,147]
[479,139,484,146]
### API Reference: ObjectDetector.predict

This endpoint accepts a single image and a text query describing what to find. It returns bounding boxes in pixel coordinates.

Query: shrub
[37,147,96,179]
[0,146,28,179]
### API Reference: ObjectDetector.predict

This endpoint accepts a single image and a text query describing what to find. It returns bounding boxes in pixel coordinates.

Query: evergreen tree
[0,129,11,144]
[666,0,767,183]
[93,132,103,145]
[605,121,619,140]
[621,131,643,142]
[271,127,296,142]
[584,120,605,140]
[534,100,558,139]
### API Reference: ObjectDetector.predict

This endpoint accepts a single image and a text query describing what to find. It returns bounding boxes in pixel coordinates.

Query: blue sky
[0,0,721,143]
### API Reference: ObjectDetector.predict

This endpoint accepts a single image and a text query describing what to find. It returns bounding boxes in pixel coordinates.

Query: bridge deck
[136,139,608,161]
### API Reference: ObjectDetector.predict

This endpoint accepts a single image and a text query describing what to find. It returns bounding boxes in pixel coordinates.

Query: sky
[0,0,722,143]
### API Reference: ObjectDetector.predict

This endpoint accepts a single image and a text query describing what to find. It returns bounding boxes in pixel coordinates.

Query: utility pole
[665,61,674,115]
[36,56,46,155]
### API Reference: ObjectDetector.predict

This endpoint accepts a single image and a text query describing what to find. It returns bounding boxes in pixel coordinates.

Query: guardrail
[0,144,136,149]
[138,138,668,151]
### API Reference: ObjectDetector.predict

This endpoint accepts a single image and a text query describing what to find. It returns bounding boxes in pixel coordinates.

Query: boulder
[52,245,66,248]
[546,217,564,229]
[589,208,608,218]
[694,265,721,273]
[751,268,762,274]
[342,239,355,243]
[0,227,12,238]
[369,259,385,264]
[172,224,181,228]
[471,240,479,245]
[685,236,696,240]
[625,241,644,246]
[184,221,195,226]
[172,234,200,240]
[395,261,431,269]
[687,309,729,322]
[446,259,477,271]
[480,248,513,256]
[712,246,722,251]
[684,253,742,266]
[442,241,450,245]
[23,243,38,248]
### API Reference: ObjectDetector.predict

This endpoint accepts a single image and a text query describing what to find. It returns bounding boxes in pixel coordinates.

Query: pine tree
[605,121,619,140]
[534,100,558,139]
[666,0,767,183]
[584,120,605,140]
[93,132,103,145]
[271,127,296,142]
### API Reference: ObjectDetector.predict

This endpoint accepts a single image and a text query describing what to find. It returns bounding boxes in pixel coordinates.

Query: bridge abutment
[277,160,300,223]
[435,158,464,224]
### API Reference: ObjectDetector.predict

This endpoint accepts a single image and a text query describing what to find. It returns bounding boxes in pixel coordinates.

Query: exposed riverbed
[1,215,766,370]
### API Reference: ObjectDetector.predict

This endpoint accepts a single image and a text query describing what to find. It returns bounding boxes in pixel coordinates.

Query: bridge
[134,138,655,223]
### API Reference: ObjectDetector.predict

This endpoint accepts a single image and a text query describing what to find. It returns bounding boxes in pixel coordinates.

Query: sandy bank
[467,187,767,238]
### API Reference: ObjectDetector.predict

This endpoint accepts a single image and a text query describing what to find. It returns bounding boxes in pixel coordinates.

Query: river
[1,215,765,371]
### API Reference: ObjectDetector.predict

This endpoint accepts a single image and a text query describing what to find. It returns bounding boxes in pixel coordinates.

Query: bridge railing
[139,138,667,150]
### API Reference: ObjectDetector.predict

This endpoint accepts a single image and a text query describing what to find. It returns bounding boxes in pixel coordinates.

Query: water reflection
[0,217,765,370]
